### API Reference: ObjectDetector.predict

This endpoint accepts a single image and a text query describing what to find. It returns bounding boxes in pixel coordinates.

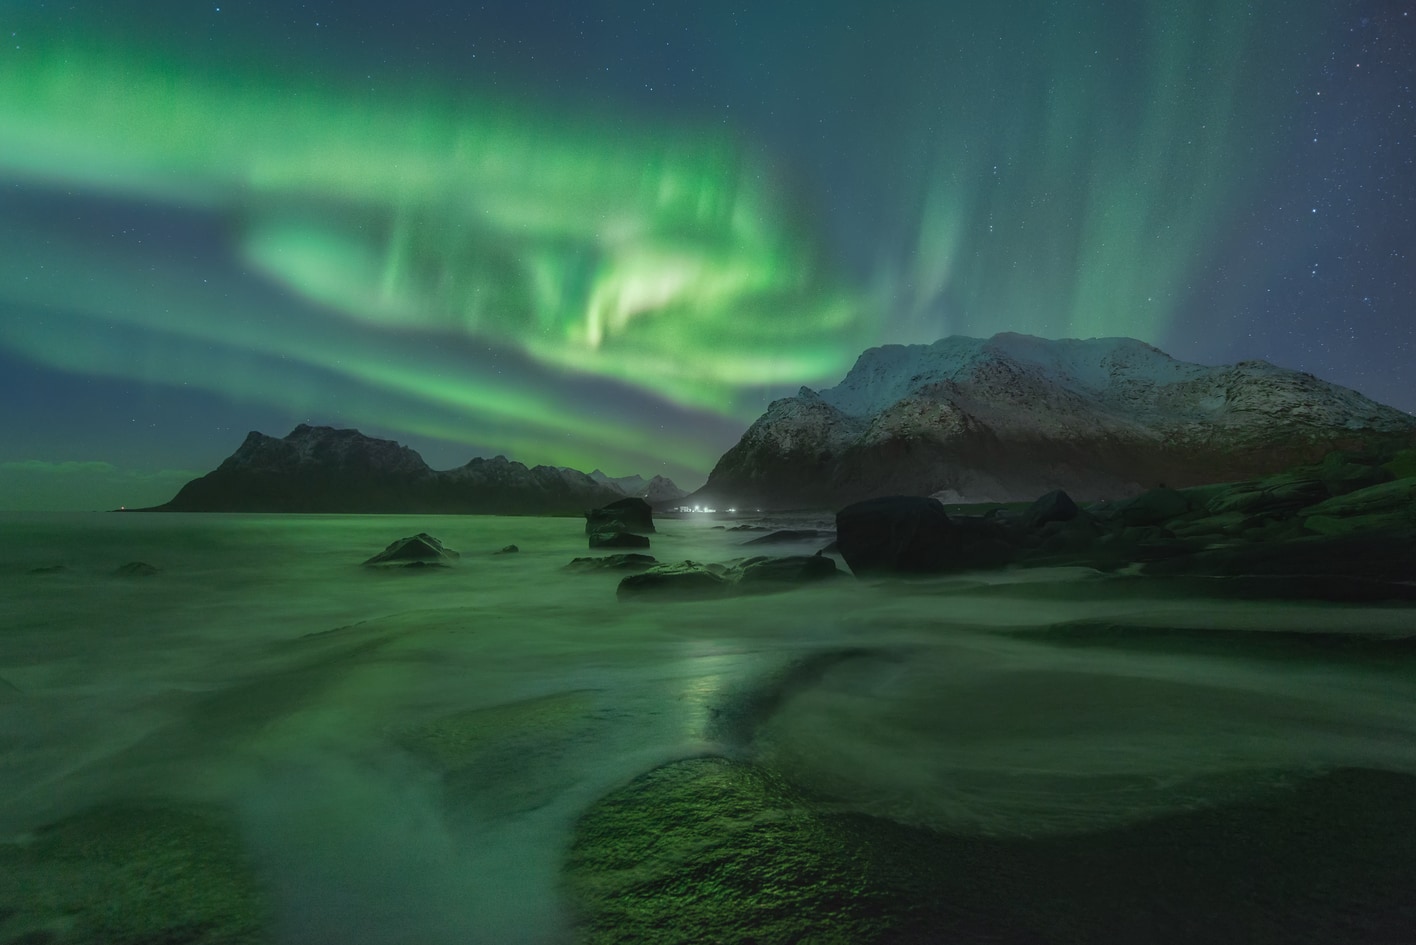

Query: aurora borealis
[2,1,1412,509]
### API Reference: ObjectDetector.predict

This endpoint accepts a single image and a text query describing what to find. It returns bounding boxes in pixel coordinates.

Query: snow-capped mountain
[697,333,1416,508]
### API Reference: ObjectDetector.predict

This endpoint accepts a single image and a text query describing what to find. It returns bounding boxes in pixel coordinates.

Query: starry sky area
[1,0,1412,509]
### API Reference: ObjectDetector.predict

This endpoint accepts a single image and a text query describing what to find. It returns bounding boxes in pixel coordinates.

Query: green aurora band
[0,36,863,474]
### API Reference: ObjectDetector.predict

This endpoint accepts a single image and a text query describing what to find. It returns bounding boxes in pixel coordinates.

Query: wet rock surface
[617,555,840,601]
[361,532,459,567]
[565,760,1416,945]
[565,553,659,572]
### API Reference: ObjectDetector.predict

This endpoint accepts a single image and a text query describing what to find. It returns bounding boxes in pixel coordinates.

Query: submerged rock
[735,554,839,586]
[495,544,520,554]
[565,553,659,572]
[113,561,159,577]
[617,561,732,600]
[362,532,459,567]
[617,555,840,600]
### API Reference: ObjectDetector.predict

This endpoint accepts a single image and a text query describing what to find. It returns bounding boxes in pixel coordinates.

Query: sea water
[2,512,1415,943]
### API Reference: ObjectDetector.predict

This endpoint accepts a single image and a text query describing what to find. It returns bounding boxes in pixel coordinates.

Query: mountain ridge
[696,333,1416,508]
[151,424,660,514]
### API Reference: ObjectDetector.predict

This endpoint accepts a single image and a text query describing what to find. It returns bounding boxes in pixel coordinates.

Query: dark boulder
[835,496,955,574]
[585,497,655,535]
[494,544,519,554]
[565,553,658,572]
[1023,490,1079,529]
[362,533,459,567]
[589,530,651,550]
[836,496,1016,574]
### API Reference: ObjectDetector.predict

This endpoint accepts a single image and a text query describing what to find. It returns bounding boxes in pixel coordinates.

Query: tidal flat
[2,512,1414,944]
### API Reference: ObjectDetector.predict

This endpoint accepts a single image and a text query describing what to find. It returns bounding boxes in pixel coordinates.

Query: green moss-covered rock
[565,757,915,945]
[567,762,1416,945]
[0,805,267,945]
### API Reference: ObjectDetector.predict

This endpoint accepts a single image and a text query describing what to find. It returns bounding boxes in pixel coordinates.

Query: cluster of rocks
[834,449,1416,597]
[576,498,842,600]
[357,451,1413,599]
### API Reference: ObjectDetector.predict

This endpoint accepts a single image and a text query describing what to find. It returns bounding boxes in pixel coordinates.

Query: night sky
[1,1,1412,510]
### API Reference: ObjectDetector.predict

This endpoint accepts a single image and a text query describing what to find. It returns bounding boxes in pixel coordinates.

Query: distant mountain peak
[155,426,632,514]
[588,468,687,503]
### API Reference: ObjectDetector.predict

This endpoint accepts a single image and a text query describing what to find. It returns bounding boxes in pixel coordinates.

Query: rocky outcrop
[697,334,1416,509]
[362,533,459,567]
[830,450,1416,600]
[151,424,626,514]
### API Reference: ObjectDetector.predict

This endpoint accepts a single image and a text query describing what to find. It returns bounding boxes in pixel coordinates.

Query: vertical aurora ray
[888,0,1322,347]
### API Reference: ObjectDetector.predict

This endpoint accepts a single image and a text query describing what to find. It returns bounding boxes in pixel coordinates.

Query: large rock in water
[585,497,656,534]
[835,496,956,574]
[836,496,1017,575]
[692,333,1416,509]
[362,533,459,567]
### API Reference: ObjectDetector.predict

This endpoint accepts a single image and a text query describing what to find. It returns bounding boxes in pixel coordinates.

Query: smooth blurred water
[2,512,1415,943]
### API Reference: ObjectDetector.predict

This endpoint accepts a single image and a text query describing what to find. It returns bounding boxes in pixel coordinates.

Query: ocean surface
[3,512,1415,943]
